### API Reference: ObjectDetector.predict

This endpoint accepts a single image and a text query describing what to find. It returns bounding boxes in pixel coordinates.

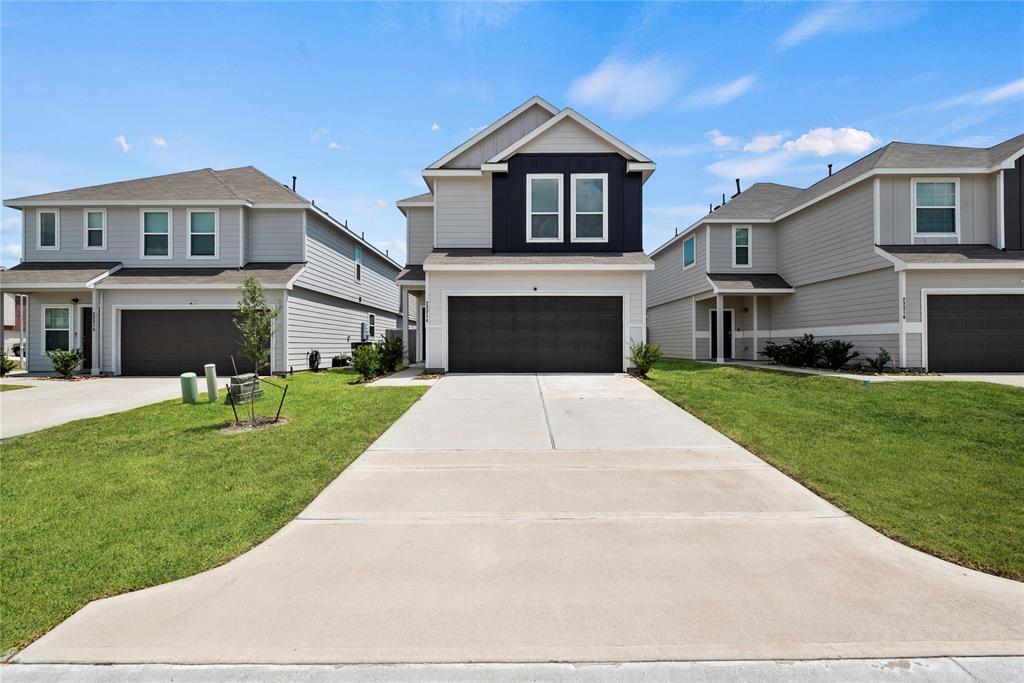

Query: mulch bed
[219,416,289,435]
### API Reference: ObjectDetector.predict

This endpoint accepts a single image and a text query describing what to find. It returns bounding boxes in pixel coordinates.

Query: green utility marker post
[180,372,199,404]
[204,364,218,402]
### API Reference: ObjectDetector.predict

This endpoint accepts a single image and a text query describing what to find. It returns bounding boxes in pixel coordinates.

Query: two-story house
[647,135,1024,372]
[1,166,403,375]
[395,96,655,373]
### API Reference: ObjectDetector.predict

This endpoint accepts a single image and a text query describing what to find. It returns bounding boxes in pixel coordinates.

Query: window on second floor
[683,235,696,268]
[37,209,59,250]
[913,179,958,235]
[526,174,563,243]
[571,173,607,242]
[355,246,363,281]
[84,210,106,250]
[733,226,751,268]
[141,209,172,259]
[188,209,218,258]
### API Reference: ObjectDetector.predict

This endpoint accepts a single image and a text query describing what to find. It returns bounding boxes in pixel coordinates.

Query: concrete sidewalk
[11,374,1024,665]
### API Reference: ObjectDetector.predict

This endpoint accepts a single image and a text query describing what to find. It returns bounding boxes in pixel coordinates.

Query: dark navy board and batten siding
[491,154,643,253]
[1004,156,1023,251]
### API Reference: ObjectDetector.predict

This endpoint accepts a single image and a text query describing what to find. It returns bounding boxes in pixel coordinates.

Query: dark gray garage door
[448,296,622,373]
[927,295,1024,372]
[121,309,250,376]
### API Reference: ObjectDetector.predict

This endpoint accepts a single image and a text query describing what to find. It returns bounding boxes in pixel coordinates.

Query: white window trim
[42,305,72,353]
[682,235,696,270]
[355,246,363,281]
[186,208,219,259]
[732,225,752,269]
[526,173,563,243]
[36,209,60,250]
[139,208,173,260]
[82,208,107,251]
[570,172,608,243]
[368,313,375,339]
[911,177,960,241]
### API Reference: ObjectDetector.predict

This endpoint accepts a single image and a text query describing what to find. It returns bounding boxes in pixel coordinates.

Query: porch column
[20,294,27,370]
[752,296,758,363]
[399,288,409,367]
[716,293,725,364]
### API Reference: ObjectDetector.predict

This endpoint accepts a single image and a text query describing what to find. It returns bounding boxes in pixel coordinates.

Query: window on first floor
[188,209,218,258]
[44,306,71,352]
[526,174,563,242]
[38,210,59,249]
[733,226,751,267]
[914,179,958,234]
[368,313,376,339]
[141,209,171,258]
[85,210,105,249]
[683,235,696,268]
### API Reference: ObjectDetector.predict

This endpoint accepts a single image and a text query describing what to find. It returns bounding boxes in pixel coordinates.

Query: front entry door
[710,310,733,360]
[81,307,92,371]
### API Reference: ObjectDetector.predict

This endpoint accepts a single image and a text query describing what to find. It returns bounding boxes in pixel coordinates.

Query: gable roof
[486,108,651,164]
[4,166,309,207]
[701,183,802,221]
[428,96,559,170]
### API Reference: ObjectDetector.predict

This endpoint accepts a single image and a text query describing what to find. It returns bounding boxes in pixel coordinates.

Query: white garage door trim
[920,288,1024,371]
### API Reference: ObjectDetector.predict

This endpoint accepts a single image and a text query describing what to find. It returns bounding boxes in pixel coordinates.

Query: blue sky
[2,1,1022,268]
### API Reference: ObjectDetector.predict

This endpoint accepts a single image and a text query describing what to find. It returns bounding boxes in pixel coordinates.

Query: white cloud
[441,2,523,39]
[777,2,919,51]
[375,237,407,264]
[2,242,21,258]
[568,55,679,117]
[980,77,1024,104]
[744,133,784,153]
[683,74,756,109]
[310,127,330,142]
[782,127,879,156]
[114,134,131,153]
[374,199,388,209]
[327,141,345,150]
[151,137,167,148]
[431,122,440,131]
[933,77,1024,111]
[705,130,738,148]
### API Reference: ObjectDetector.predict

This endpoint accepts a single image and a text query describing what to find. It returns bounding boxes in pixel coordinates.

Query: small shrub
[628,341,663,378]
[0,351,17,376]
[818,339,859,370]
[761,334,822,368]
[351,344,381,382]
[377,336,404,374]
[46,348,83,378]
[865,348,892,373]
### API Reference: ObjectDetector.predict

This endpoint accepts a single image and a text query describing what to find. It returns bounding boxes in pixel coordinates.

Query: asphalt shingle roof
[880,245,1024,264]
[425,249,653,267]
[707,273,793,290]
[0,262,121,288]
[97,262,305,287]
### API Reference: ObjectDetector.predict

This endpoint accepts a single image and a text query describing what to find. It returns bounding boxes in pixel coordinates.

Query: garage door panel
[121,309,251,376]
[448,296,622,373]
[927,295,1023,372]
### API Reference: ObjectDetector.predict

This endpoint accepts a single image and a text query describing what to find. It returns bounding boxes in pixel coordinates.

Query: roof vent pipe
[675,227,678,236]
[828,164,833,177]
[292,176,297,192]
[722,193,726,205]
[733,178,741,197]
[709,203,714,213]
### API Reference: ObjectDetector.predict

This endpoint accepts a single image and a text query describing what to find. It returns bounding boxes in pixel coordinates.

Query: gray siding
[777,179,887,286]
[444,103,554,168]
[647,229,711,308]
[516,118,619,155]
[248,208,304,262]
[286,286,398,369]
[904,269,1024,321]
[406,206,434,264]
[878,175,997,246]
[769,268,898,329]
[434,176,492,248]
[22,205,242,267]
[708,224,779,273]
[296,213,400,314]
[647,296,693,359]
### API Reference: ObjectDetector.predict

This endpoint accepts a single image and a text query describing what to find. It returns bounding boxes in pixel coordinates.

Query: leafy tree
[46,348,83,378]
[233,276,280,420]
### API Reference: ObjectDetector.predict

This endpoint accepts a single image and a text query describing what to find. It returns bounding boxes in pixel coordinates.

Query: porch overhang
[706,272,794,295]
[0,262,121,292]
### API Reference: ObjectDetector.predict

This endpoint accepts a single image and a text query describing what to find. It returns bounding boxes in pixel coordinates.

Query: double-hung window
[187,209,218,258]
[570,173,607,242]
[141,209,172,258]
[733,226,751,267]
[84,209,106,250]
[37,209,59,250]
[355,246,363,281]
[913,179,958,235]
[526,174,563,242]
[682,235,696,268]
[368,313,376,339]
[44,306,71,353]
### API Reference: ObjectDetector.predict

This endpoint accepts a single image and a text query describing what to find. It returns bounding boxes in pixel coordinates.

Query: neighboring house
[395,96,655,373]
[647,135,1024,372]
[2,289,26,356]
[1,167,402,375]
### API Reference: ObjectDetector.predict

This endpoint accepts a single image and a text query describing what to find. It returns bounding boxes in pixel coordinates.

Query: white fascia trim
[993,145,1024,169]
[1,283,98,291]
[873,178,881,244]
[398,280,426,286]
[395,200,434,209]
[487,108,652,164]
[284,265,306,289]
[714,288,795,295]
[873,246,907,269]
[876,167,990,175]
[481,163,508,173]
[97,283,291,290]
[627,162,656,173]
[8,200,249,207]
[427,96,560,169]
[250,202,310,209]
[84,264,123,288]
[423,263,655,272]
[903,261,1024,270]
[421,169,482,177]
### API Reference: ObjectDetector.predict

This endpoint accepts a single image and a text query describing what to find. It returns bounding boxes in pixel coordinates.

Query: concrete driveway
[0,376,194,439]
[13,373,1024,664]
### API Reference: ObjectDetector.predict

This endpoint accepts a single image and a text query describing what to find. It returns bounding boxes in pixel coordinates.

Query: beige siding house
[647,135,1024,372]
[1,167,402,375]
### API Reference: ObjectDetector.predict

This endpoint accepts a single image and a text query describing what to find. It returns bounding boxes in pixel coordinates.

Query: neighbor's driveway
[1,376,190,439]
[14,373,1024,664]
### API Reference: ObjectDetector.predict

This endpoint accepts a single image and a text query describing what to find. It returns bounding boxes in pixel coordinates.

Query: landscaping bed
[0,369,426,654]
[644,360,1024,580]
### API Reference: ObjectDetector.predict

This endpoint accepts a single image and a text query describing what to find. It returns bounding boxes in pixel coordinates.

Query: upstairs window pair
[141,209,218,259]
[527,173,607,243]
[36,209,108,250]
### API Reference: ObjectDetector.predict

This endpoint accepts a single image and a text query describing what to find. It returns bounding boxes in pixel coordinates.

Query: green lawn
[644,360,1024,580]
[0,370,426,654]
[0,383,30,391]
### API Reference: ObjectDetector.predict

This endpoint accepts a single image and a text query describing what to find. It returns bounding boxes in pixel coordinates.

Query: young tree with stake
[234,275,280,421]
